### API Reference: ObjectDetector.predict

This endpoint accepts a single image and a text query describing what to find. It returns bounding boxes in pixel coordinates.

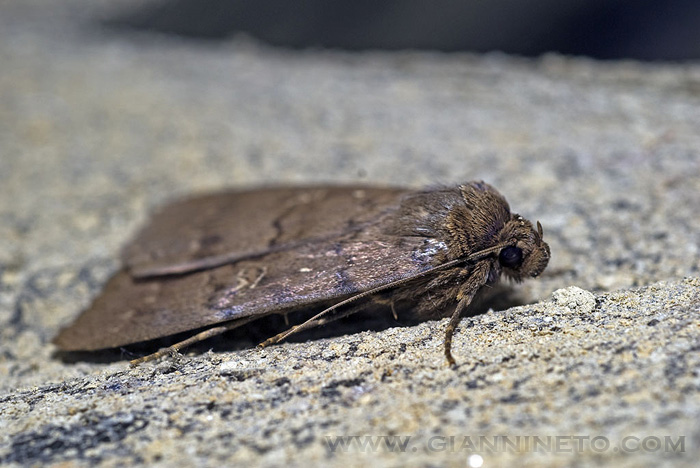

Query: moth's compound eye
[499,246,523,269]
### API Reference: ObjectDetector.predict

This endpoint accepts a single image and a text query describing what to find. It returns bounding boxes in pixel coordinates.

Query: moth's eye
[499,246,523,269]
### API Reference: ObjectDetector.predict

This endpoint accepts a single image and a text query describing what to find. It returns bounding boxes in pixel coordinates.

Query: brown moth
[53,182,550,365]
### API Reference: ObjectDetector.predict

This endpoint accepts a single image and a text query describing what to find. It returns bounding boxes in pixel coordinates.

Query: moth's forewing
[124,187,407,277]
[54,187,434,351]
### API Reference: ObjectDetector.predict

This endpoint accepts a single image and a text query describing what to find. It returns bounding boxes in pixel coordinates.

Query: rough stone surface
[1,1,700,467]
[551,286,596,315]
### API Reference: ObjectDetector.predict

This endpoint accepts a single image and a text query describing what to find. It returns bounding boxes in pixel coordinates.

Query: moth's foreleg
[444,261,491,366]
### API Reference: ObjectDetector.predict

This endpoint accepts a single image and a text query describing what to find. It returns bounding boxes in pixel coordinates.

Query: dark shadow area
[53,347,149,365]
[53,283,527,364]
[103,0,700,61]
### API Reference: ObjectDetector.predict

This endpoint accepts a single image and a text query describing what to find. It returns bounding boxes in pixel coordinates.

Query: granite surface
[1,1,700,467]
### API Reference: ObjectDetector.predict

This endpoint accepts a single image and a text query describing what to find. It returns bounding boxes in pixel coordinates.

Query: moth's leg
[258,303,367,348]
[444,261,491,366]
[372,295,398,320]
[129,315,259,366]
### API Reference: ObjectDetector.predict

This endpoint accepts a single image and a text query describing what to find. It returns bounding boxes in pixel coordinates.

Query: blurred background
[108,0,700,61]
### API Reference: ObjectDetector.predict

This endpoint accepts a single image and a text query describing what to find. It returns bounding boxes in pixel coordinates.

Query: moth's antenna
[258,242,509,348]
[129,315,260,366]
[131,242,511,366]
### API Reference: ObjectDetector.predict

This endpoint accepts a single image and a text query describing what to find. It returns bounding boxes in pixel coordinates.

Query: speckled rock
[1,1,699,467]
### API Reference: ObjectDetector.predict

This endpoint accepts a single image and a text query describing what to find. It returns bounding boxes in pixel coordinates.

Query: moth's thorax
[387,182,511,257]
[441,183,512,258]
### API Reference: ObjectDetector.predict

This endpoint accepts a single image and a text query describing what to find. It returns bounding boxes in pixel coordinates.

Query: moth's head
[496,215,550,282]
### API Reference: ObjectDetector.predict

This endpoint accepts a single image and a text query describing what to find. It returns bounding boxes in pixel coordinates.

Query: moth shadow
[53,347,151,364]
[54,283,528,363]
[467,282,529,316]
[199,283,528,355]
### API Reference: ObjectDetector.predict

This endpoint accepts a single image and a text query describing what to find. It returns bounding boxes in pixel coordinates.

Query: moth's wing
[124,186,408,277]
[54,186,430,351]
[53,234,433,351]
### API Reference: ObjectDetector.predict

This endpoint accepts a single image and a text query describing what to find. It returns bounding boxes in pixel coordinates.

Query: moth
[53,182,550,365]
